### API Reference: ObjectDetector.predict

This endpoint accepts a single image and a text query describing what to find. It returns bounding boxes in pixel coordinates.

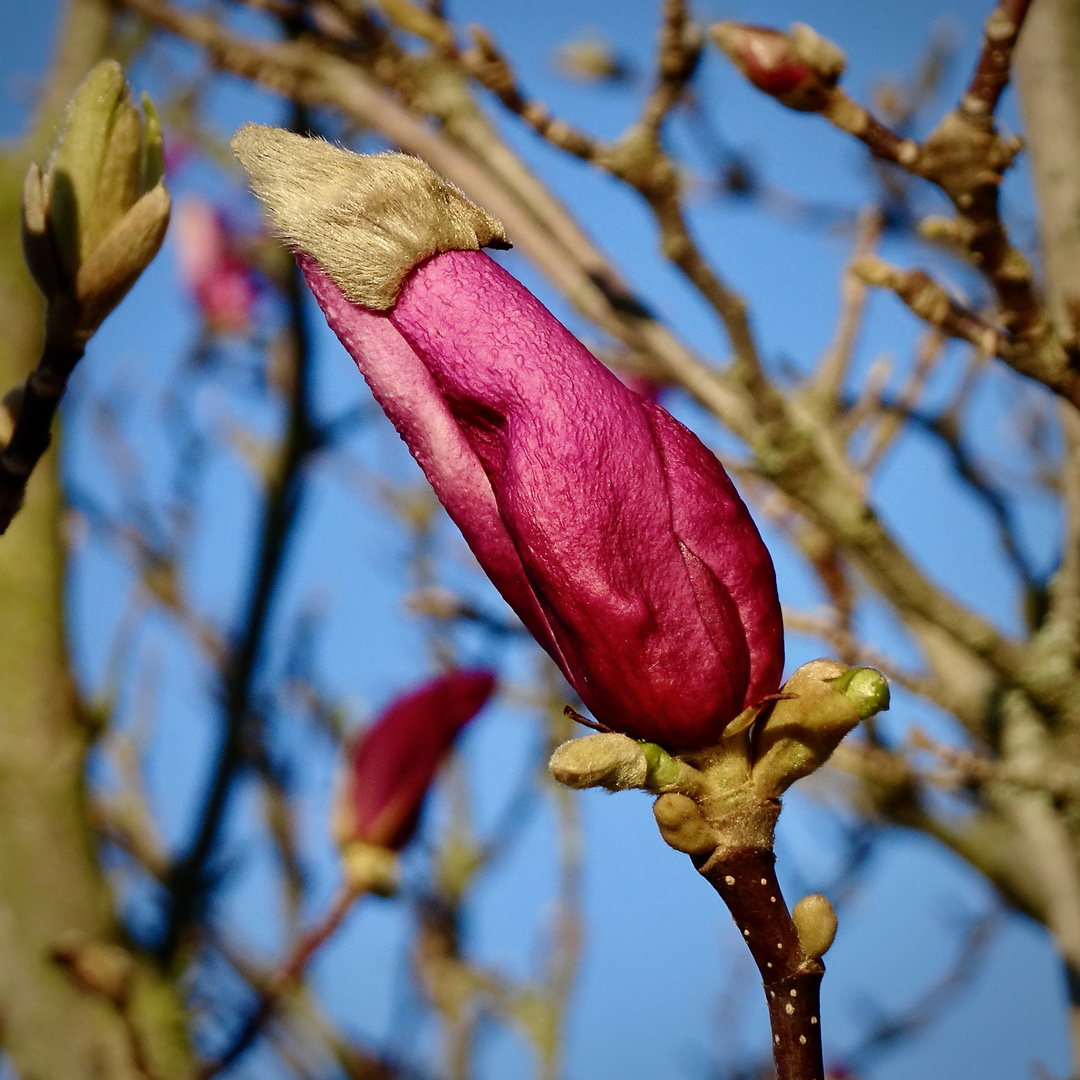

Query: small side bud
[652,793,720,856]
[231,124,510,310]
[0,383,25,448]
[51,937,134,1004]
[829,666,890,719]
[709,21,845,111]
[341,840,400,897]
[751,659,881,798]
[792,893,838,959]
[549,733,648,790]
[639,740,681,790]
[21,162,63,298]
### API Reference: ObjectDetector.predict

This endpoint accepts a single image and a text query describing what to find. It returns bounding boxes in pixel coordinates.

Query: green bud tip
[829,666,889,719]
[638,740,680,789]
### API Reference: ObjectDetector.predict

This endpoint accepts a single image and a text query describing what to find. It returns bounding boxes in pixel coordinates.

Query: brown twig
[961,0,1033,120]
[200,882,365,1078]
[697,841,824,1080]
[0,337,85,533]
[850,254,1005,356]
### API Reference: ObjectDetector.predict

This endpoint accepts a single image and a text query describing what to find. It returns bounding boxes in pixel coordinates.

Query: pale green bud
[829,666,890,719]
[548,733,648,790]
[639,740,681,790]
[792,893,838,959]
[652,792,719,856]
[46,60,128,278]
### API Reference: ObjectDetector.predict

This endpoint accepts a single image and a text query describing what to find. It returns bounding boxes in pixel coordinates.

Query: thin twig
[0,337,85,533]
[200,883,365,1078]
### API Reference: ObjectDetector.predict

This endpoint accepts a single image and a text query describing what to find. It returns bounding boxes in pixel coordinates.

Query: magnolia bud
[710,21,845,111]
[21,61,170,340]
[652,792,720,856]
[751,660,887,798]
[341,840,401,897]
[792,893,838,959]
[549,733,648,790]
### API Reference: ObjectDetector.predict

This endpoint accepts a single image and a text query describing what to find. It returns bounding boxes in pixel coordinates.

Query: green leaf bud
[21,61,170,340]
[639,740,681,790]
[140,94,165,191]
[74,182,170,334]
[792,892,838,959]
[46,60,127,279]
[829,666,890,719]
[20,162,63,297]
[751,659,883,798]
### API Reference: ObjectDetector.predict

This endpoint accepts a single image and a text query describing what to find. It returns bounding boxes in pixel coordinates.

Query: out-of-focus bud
[792,892,838,959]
[174,199,260,335]
[549,732,648,790]
[554,35,632,84]
[652,792,720,857]
[750,660,887,798]
[333,669,496,859]
[0,384,25,449]
[709,22,845,112]
[20,61,170,343]
[340,839,401,897]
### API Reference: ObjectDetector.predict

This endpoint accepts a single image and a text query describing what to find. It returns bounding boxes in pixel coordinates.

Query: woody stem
[695,846,825,1080]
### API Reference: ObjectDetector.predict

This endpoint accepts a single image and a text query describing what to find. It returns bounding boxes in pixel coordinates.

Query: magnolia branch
[0,338,84,533]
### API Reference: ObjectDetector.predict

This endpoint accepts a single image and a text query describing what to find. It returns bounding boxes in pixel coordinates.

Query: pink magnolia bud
[710,22,845,112]
[233,127,784,750]
[337,669,496,852]
[174,199,259,334]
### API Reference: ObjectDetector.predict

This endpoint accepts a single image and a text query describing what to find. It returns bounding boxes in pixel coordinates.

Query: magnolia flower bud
[234,127,785,749]
[750,660,888,798]
[334,669,496,853]
[20,61,170,341]
[710,21,846,112]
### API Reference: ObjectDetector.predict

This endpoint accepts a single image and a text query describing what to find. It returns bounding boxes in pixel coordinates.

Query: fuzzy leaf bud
[652,792,720,856]
[792,893,838,959]
[830,666,890,719]
[549,733,648,790]
[751,659,887,798]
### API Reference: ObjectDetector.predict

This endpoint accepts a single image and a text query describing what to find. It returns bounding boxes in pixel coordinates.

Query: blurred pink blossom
[174,199,259,334]
[337,669,496,851]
